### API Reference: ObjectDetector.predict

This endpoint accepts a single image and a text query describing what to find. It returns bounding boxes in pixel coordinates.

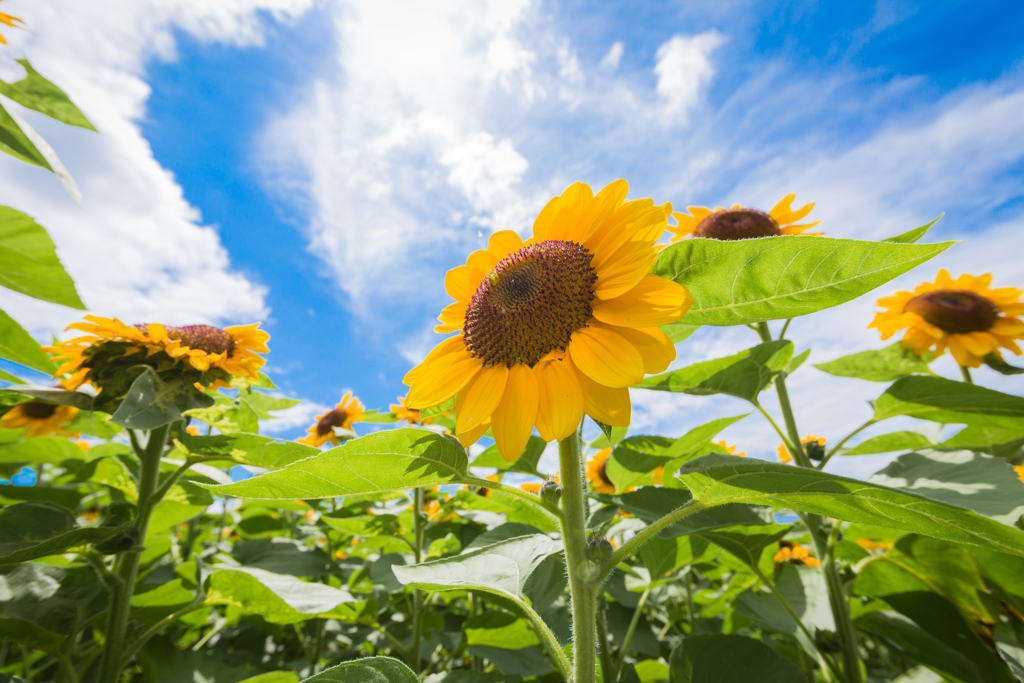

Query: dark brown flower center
[694,208,780,240]
[904,289,999,334]
[136,324,235,354]
[316,408,350,436]
[464,240,597,367]
[20,401,58,419]
[597,458,613,487]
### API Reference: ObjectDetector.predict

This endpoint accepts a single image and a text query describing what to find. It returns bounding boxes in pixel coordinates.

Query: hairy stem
[97,423,172,683]
[461,475,563,521]
[559,432,596,683]
[598,500,706,586]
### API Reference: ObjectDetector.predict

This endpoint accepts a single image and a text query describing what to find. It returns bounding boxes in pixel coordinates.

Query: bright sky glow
[1,0,1023,476]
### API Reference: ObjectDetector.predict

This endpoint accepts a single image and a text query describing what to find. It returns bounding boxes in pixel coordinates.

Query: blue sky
[1,0,1023,474]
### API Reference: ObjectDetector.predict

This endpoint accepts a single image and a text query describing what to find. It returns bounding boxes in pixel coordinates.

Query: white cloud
[259,399,329,435]
[654,31,724,124]
[600,42,624,71]
[0,0,311,339]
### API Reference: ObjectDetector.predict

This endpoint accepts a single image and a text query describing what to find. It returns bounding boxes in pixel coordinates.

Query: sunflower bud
[587,535,613,562]
[539,478,563,505]
[805,440,826,461]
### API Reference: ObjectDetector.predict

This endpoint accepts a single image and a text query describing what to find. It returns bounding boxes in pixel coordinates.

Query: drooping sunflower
[390,396,433,425]
[668,194,821,242]
[586,448,616,494]
[404,180,691,460]
[44,316,270,393]
[298,393,365,447]
[869,270,1024,369]
[777,435,826,464]
[0,1,25,46]
[774,541,820,567]
[0,402,79,437]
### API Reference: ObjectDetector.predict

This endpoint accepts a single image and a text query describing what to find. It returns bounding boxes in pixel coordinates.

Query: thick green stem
[558,433,597,683]
[120,600,208,667]
[97,423,172,683]
[411,487,425,674]
[960,365,974,384]
[613,582,652,679]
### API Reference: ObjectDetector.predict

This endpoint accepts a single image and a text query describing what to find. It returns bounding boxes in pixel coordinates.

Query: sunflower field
[3,13,1024,683]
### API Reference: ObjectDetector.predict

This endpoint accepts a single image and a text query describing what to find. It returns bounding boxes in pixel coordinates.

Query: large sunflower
[44,316,269,391]
[668,194,821,242]
[0,402,78,437]
[298,393,365,447]
[404,180,691,460]
[870,270,1024,368]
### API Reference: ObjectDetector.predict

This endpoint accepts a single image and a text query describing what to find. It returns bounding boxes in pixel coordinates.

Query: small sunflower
[1015,464,1024,484]
[586,448,616,494]
[0,2,25,46]
[404,180,691,460]
[774,541,820,567]
[855,538,894,552]
[0,402,79,437]
[869,270,1024,369]
[777,435,826,464]
[44,316,269,392]
[715,440,744,457]
[390,396,433,425]
[298,393,365,447]
[668,194,821,242]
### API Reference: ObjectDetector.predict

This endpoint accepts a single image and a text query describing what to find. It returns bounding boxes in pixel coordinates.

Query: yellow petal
[458,418,491,448]
[611,325,676,374]
[455,364,509,433]
[576,179,629,244]
[405,339,483,408]
[534,353,584,442]
[491,364,539,461]
[467,249,498,273]
[435,301,468,333]
[404,335,463,385]
[588,202,667,269]
[445,266,484,301]
[569,325,644,388]
[575,368,631,427]
[769,195,814,225]
[592,274,692,327]
[537,182,594,242]
[488,230,524,261]
[593,242,660,300]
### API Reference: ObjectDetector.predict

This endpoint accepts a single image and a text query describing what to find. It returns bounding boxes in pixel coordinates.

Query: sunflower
[404,180,691,460]
[0,2,25,46]
[668,194,821,242]
[44,316,269,392]
[298,393,365,447]
[777,435,826,464]
[390,396,433,425]
[869,270,1024,369]
[855,538,894,552]
[586,448,616,494]
[468,473,500,497]
[774,541,820,567]
[0,402,79,437]
[520,482,542,495]
[1015,464,1024,484]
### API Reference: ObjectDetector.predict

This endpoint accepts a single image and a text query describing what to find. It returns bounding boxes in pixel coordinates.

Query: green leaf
[393,534,561,601]
[676,453,1024,557]
[638,340,793,402]
[668,633,805,683]
[465,612,541,649]
[0,435,93,465]
[874,375,1024,429]
[654,235,953,326]
[421,395,455,418]
[148,480,212,533]
[841,431,934,455]
[785,348,810,375]
[883,215,942,244]
[814,343,933,383]
[239,390,302,418]
[735,563,833,653]
[238,673,300,683]
[65,410,121,439]
[184,395,258,434]
[0,366,22,383]
[984,354,1024,375]
[471,435,547,476]
[0,482,81,510]
[867,449,1024,524]
[0,310,57,375]
[4,384,92,409]
[938,424,1024,459]
[178,432,318,469]
[205,567,355,624]
[0,501,134,565]
[640,534,713,581]
[110,367,212,429]
[0,100,51,170]
[0,206,84,308]
[698,523,792,569]
[300,657,418,682]
[202,429,469,499]
[0,563,108,634]
[0,59,97,130]
[600,487,769,537]
[660,322,701,343]
[0,618,65,653]
[232,537,331,578]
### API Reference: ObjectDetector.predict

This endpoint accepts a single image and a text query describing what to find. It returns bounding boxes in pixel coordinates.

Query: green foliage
[0,59,97,131]
[814,343,933,382]
[0,206,84,308]
[639,340,792,401]
[668,634,805,682]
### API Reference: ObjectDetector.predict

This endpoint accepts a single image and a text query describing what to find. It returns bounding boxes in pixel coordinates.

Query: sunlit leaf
[654,235,953,326]
[299,658,418,683]
[465,612,541,649]
[178,432,318,469]
[0,310,58,375]
[0,59,97,130]
[0,206,84,308]
[882,216,942,244]
[0,100,51,169]
[659,321,701,343]
[472,435,547,476]
[598,487,769,537]
[874,376,1024,429]
[814,343,933,382]
[637,341,792,402]
[841,431,934,456]
[205,567,355,624]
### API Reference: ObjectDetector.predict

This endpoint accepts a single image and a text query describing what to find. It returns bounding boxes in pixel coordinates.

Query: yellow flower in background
[0,1,25,46]
[298,393,365,447]
[1015,464,1024,484]
[0,402,79,437]
[404,180,691,460]
[774,541,820,567]
[45,316,269,390]
[586,448,617,494]
[390,396,433,425]
[651,440,742,485]
[777,435,826,464]
[855,538,895,552]
[869,270,1024,368]
[668,194,821,243]
[716,440,744,457]
[520,482,542,494]
[468,474,500,497]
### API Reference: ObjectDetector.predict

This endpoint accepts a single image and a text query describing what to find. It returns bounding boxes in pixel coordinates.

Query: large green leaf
[205,567,356,624]
[938,424,1024,459]
[867,450,1024,524]
[735,563,833,655]
[300,657,418,682]
[668,633,804,683]
[637,341,792,402]
[0,563,108,634]
[0,100,51,170]
[874,376,1024,430]
[697,523,792,569]
[110,367,213,429]
[676,453,1024,557]
[0,435,95,465]
[599,487,769,537]
[653,235,953,326]
[465,612,541,649]
[0,501,134,565]
[841,431,934,456]
[177,432,318,469]
[0,206,84,308]
[0,310,57,375]
[0,59,97,130]
[814,343,933,383]
[203,429,469,499]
